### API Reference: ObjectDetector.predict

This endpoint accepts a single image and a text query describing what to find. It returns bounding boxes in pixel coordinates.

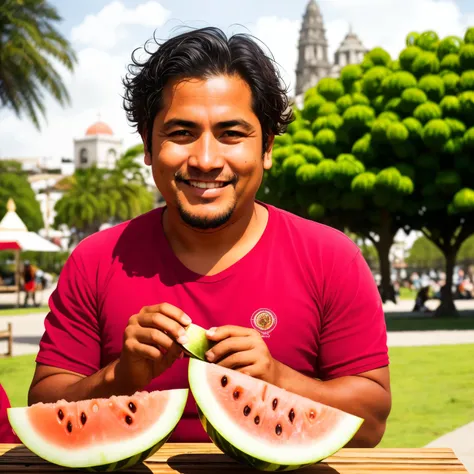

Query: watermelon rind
[179,323,215,361]
[7,389,188,471]
[188,359,363,471]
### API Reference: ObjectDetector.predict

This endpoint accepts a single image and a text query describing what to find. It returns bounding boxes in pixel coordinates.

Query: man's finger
[137,312,189,344]
[141,303,192,326]
[205,336,254,362]
[215,350,256,370]
[206,325,253,341]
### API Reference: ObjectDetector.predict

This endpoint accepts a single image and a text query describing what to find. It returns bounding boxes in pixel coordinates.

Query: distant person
[0,384,20,443]
[28,27,391,447]
[22,261,37,307]
[412,286,432,313]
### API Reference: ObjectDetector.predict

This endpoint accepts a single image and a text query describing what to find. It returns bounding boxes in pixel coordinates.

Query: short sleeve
[36,250,101,376]
[0,384,20,443]
[317,249,389,380]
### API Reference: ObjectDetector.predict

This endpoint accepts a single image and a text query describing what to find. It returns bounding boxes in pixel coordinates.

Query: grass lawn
[0,306,49,317]
[1,345,474,448]
[398,287,416,300]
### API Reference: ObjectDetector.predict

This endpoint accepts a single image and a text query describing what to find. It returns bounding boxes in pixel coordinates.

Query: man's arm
[274,361,391,447]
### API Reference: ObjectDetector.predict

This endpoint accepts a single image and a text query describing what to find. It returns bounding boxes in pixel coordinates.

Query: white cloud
[71,1,171,49]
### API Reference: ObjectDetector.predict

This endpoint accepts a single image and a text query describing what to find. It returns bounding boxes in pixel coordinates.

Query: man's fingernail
[206,327,216,337]
[206,351,215,361]
[182,314,192,324]
[177,335,189,345]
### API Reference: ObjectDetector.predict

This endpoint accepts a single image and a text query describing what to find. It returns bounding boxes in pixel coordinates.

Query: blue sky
[1,0,474,161]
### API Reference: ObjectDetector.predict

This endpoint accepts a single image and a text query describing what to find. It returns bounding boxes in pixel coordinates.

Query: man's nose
[188,133,224,171]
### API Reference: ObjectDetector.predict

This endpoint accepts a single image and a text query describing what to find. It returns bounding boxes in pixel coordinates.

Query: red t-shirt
[36,203,388,442]
[0,384,20,443]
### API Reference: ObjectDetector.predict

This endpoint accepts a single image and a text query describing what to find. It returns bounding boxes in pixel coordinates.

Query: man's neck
[162,201,268,275]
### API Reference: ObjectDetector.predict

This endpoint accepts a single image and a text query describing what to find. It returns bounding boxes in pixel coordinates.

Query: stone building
[295,0,368,105]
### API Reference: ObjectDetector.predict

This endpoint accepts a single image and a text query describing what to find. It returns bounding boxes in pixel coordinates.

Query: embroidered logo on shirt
[251,308,277,338]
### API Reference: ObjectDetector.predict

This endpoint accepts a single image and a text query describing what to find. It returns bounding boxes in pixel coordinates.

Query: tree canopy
[261,26,474,315]
[0,0,77,127]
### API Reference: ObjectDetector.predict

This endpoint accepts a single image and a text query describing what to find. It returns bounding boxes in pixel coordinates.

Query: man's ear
[141,129,152,166]
[263,134,275,170]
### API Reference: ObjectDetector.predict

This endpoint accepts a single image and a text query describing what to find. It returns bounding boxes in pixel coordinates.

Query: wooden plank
[0,444,468,473]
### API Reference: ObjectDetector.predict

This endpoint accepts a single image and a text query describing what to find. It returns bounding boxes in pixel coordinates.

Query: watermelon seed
[289,409,295,423]
[57,409,64,421]
[254,416,260,425]
[221,376,228,387]
[67,421,72,433]
[272,398,278,410]
[80,412,87,425]
[275,424,282,435]
[243,405,251,416]
[233,390,240,400]
[128,402,136,413]
[125,415,133,425]
[309,411,315,419]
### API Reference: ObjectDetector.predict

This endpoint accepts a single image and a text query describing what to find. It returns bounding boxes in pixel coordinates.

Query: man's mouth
[182,180,230,189]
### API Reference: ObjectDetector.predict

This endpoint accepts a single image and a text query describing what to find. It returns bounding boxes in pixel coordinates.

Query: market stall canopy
[0,199,61,252]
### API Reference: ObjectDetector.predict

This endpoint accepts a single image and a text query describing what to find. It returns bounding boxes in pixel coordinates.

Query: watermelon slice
[188,359,363,471]
[7,389,188,472]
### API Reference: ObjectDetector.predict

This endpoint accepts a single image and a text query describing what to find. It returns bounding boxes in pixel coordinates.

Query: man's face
[144,74,273,230]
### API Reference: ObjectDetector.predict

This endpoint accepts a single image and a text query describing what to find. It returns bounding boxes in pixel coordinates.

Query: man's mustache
[175,170,238,184]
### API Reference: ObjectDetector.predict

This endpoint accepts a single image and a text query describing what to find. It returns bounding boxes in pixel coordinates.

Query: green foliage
[0,161,43,231]
[316,78,345,101]
[0,0,77,128]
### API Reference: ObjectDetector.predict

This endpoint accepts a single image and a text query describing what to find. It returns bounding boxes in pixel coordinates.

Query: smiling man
[28,27,391,447]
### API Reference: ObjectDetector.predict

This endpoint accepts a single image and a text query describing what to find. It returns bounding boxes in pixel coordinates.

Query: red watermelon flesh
[8,389,188,471]
[26,391,170,448]
[207,363,346,444]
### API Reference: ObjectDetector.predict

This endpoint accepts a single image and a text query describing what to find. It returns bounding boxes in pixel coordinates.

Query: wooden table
[0,443,469,473]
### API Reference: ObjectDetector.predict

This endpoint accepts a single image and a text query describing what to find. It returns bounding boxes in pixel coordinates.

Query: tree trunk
[434,248,458,318]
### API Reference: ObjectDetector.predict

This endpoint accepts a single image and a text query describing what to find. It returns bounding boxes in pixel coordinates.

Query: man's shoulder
[270,204,360,257]
[71,207,163,261]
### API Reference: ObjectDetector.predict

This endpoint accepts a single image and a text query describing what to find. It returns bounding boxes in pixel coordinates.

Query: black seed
[275,424,282,435]
[254,416,260,425]
[58,409,64,421]
[243,405,251,416]
[309,410,315,419]
[128,402,136,413]
[272,398,278,410]
[125,415,133,425]
[67,421,72,433]
[233,390,240,400]
[289,409,295,423]
[221,376,228,387]
[80,412,87,425]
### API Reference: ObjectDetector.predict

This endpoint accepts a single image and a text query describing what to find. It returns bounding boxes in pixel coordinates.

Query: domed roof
[336,28,367,53]
[85,121,113,136]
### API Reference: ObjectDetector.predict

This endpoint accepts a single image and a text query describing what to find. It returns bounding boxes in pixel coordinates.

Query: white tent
[0,198,61,306]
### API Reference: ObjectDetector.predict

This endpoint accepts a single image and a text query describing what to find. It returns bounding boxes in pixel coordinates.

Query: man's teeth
[188,181,226,189]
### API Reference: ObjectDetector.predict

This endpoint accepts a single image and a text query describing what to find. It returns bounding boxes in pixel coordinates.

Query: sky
[1,0,474,163]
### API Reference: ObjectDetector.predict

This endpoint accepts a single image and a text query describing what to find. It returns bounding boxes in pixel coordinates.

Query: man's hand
[116,303,191,390]
[204,325,278,385]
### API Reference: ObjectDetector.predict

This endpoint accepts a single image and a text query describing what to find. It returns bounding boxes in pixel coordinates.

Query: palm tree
[0,0,77,128]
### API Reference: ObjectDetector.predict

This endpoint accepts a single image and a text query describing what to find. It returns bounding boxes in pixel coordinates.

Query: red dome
[85,121,113,136]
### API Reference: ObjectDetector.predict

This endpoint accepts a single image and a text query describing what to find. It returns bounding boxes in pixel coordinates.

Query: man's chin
[177,204,235,230]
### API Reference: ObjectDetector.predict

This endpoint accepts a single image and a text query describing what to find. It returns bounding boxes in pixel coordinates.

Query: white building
[73,120,123,170]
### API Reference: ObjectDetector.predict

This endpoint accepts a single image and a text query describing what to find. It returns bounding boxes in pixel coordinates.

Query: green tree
[263,27,474,316]
[406,236,444,268]
[0,0,77,127]
[54,145,154,245]
[0,160,43,231]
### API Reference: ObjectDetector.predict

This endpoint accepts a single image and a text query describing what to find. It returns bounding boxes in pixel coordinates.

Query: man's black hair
[122,27,294,153]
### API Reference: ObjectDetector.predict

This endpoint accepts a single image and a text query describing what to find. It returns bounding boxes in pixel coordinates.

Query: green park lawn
[0,306,49,317]
[1,344,473,448]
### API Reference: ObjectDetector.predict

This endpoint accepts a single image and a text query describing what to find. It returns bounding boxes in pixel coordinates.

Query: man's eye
[169,130,191,137]
[223,130,245,137]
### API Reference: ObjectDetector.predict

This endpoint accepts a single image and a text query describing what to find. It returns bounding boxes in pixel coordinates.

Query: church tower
[295,0,331,97]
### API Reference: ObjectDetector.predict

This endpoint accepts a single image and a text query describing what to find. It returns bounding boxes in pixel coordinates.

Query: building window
[106,148,117,168]
[80,148,88,164]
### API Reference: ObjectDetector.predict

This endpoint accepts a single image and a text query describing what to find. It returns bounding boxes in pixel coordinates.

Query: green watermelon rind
[7,389,188,471]
[188,359,363,471]
[179,323,215,361]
